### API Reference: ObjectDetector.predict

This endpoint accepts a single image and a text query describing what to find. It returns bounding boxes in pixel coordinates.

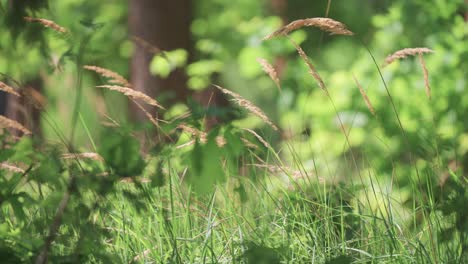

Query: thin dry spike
[0,81,20,97]
[24,17,67,33]
[133,101,160,128]
[0,115,31,135]
[289,38,327,92]
[0,162,25,174]
[353,75,376,116]
[242,128,270,148]
[131,36,163,55]
[96,85,165,109]
[61,153,104,162]
[383,47,433,66]
[418,54,431,99]
[214,85,278,131]
[257,58,281,91]
[175,139,196,149]
[84,65,131,87]
[241,137,258,149]
[264,17,353,40]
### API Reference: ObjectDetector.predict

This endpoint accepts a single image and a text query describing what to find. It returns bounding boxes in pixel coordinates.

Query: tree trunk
[5,79,43,136]
[129,0,192,121]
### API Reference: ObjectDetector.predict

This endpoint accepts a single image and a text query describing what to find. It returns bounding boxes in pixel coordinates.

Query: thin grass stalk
[290,38,376,217]
[360,40,438,264]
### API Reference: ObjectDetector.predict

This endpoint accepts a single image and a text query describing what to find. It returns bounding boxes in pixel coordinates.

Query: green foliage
[99,128,145,177]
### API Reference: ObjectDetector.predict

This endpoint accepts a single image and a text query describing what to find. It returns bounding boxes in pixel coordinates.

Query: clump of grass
[264,17,354,40]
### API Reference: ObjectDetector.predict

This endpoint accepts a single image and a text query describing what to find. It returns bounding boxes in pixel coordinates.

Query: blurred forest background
[0,0,467,263]
[1,0,466,165]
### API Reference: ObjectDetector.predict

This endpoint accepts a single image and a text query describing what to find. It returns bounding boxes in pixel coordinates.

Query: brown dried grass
[24,17,67,34]
[84,65,132,87]
[131,36,163,55]
[257,58,281,91]
[418,54,431,99]
[289,38,327,92]
[0,115,31,135]
[96,85,165,109]
[242,128,270,148]
[214,85,278,131]
[264,17,353,40]
[383,47,433,66]
[0,81,20,97]
[241,137,259,149]
[61,152,104,162]
[353,75,376,116]
[384,47,433,99]
[0,162,25,174]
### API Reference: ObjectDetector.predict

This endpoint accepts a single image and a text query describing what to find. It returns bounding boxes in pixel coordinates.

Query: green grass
[93,162,459,263]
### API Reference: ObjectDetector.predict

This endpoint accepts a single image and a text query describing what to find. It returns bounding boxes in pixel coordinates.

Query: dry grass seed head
[257,58,281,91]
[383,47,433,66]
[132,36,163,54]
[264,17,353,40]
[353,75,376,116]
[0,115,32,135]
[289,38,327,92]
[242,128,270,149]
[418,54,431,99]
[0,81,20,97]
[96,85,165,109]
[214,85,278,131]
[241,137,258,149]
[84,65,132,87]
[24,17,67,33]
[61,152,104,162]
[133,101,161,128]
[0,162,25,174]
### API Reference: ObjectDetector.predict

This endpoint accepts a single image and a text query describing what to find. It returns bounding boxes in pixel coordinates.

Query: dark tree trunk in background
[2,0,46,136]
[129,0,192,121]
[269,0,288,78]
[5,79,43,136]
